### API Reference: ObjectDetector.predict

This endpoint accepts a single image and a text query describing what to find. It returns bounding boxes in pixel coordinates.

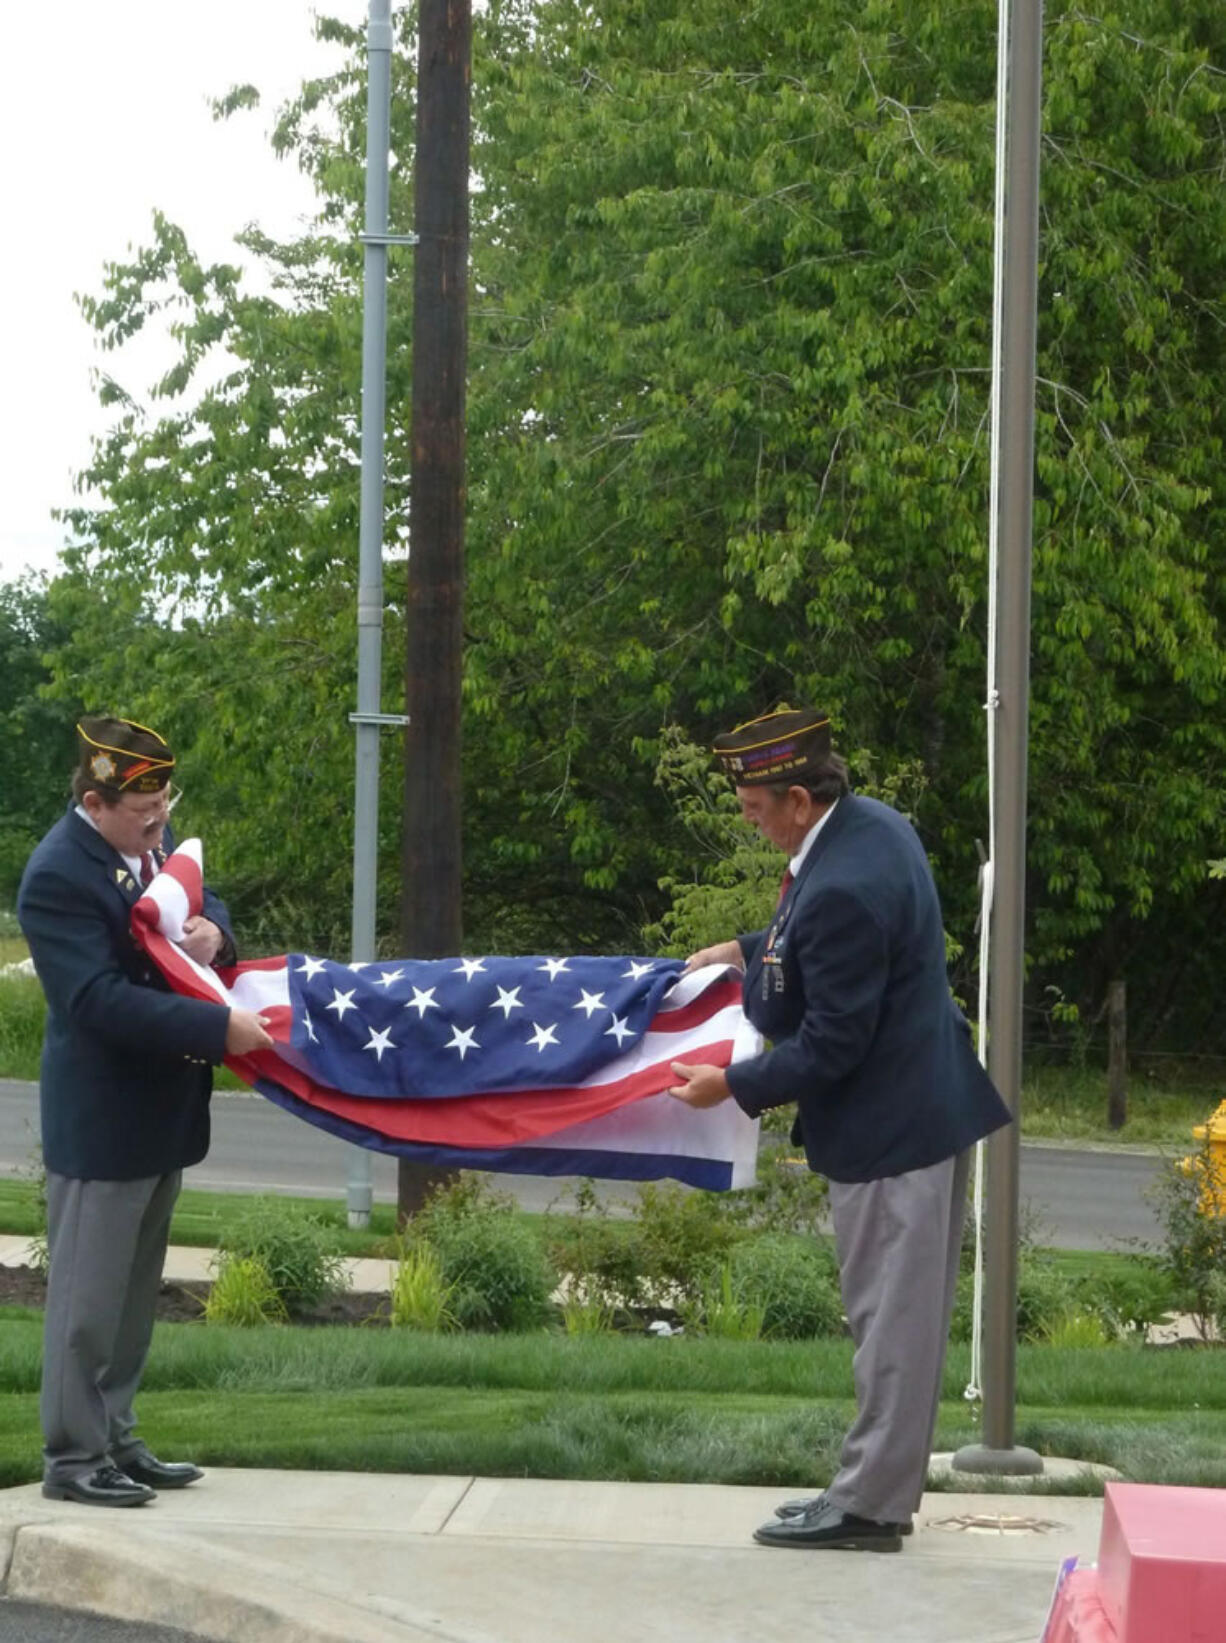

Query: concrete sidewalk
[0,1470,1099,1643]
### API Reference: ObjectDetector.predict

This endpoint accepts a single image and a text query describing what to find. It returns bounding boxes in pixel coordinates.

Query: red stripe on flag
[230,1035,737,1146]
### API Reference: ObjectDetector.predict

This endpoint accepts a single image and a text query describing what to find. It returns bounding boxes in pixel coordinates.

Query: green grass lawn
[0,1317,1220,1491]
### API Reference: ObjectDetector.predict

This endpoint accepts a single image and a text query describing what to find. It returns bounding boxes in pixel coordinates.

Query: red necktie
[776,867,794,908]
[140,853,155,887]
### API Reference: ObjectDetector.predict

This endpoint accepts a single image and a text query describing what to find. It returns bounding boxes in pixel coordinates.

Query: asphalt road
[0,1601,203,1642]
[0,1078,1168,1251]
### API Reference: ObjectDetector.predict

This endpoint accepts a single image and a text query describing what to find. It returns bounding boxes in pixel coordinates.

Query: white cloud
[0,0,365,583]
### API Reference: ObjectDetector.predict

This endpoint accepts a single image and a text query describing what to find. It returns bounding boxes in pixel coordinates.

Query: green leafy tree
[0,579,81,904]
[40,0,1226,1054]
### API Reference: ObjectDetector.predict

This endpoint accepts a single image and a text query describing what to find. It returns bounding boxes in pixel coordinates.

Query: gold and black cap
[76,717,175,794]
[712,708,832,787]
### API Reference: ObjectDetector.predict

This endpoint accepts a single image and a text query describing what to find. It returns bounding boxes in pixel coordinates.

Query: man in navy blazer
[670,709,1010,1552]
[18,716,272,1507]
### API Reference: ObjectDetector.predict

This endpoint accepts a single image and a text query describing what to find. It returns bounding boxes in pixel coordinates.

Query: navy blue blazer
[17,805,234,1180]
[726,794,1010,1182]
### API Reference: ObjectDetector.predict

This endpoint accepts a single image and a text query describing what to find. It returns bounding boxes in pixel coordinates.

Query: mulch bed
[0,1264,389,1327]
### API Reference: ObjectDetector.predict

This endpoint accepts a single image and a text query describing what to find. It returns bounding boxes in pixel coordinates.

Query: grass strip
[2,1315,1222,1408]
[1,1383,1222,1494]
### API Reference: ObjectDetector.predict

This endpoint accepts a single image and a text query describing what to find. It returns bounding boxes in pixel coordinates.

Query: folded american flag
[132,840,761,1189]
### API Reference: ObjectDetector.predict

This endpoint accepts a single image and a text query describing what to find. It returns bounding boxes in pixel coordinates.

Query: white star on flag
[538,958,570,980]
[364,1026,395,1062]
[325,988,358,1020]
[375,969,405,989]
[605,1015,634,1047]
[623,961,654,980]
[491,986,524,1018]
[445,1024,480,1059]
[455,958,487,980]
[406,987,439,1018]
[527,1022,560,1052]
[296,956,327,980]
[573,990,606,1018]
[303,1012,318,1043]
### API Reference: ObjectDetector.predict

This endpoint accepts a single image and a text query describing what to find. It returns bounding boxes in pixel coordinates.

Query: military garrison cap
[76,716,175,793]
[712,708,832,786]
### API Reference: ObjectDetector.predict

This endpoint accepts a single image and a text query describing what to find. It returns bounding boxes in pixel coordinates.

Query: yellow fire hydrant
[1180,1100,1226,1217]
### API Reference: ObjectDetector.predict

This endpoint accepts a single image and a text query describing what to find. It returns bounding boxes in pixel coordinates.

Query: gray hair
[767,752,850,805]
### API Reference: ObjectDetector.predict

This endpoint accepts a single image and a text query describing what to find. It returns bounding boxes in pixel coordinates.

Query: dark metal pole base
[950,1443,1044,1477]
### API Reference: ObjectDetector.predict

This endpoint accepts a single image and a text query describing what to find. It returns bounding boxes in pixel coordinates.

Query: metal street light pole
[346,0,413,1227]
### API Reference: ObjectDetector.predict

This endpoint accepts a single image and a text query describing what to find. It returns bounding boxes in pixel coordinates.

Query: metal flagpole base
[950,1443,1044,1477]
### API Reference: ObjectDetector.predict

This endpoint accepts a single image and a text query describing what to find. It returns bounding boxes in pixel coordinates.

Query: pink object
[1041,1566,1117,1643]
[1097,1482,1226,1643]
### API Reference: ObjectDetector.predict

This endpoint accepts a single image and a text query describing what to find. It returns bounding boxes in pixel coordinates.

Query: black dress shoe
[754,1497,903,1551]
[775,1494,913,1535]
[118,1454,204,1490]
[42,1464,155,1507]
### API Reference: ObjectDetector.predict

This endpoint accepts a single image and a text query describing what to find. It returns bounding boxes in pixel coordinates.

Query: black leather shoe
[42,1464,155,1507]
[775,1494,913,1534]
[754,1497,903,1551]
[118,1454,204,1490]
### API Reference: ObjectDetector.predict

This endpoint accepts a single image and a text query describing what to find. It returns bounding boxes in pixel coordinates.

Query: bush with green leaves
[217,1196,348,1313]
[633,1182,742,1304]
[679,1262,766,1341]
[0,974,46,1082]
[727,1235,844,1340]
[951,1254,1079,1345]
[204,1255,287,1326]
[418,1179,557,1332]
[388,1241,456,1332]
[726,1148,830,1239]
[544,1181,649,1312]
[1150,1138,1226,1341]
[1208,1272,1226,1343]
[1071,1256,1177,1341]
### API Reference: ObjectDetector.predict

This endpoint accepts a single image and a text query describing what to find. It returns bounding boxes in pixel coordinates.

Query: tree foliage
[26,0,1226,1047]
[0,580,80,904]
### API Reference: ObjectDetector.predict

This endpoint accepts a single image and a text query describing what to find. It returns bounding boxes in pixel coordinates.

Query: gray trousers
[824,1149,970,1525]
[42,1169,181,1485]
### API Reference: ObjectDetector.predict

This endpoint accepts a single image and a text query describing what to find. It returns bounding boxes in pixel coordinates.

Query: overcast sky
[0,1,366,586]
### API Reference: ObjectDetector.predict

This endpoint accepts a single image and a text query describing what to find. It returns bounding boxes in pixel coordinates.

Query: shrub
[559,1280,616,1335]
[1072,1257,1176,1340]
[725,1147,830,1239]
[1040,1309,1115,1349]
[544,1180,650,1311]
[727,1235,844,1340]
[218,1197,348,1312]
[680,1262,766,1340]
[204,1255,287,1326]
[1150,1139,1226,1341]
[419,1185,556,1331]
[951,1254,1077,1344]
[1208,1272,1226,1343]
[388,1242,456,1332]
[0,973,46,1081]
[633,1182,741,1303]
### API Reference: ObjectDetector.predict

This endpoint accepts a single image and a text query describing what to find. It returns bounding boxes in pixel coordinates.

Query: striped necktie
[776,867,794,908]
[140,853,156,887]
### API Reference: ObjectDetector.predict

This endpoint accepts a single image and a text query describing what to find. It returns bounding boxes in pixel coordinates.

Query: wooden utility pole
[399,0,471,1221]
[1107,980,1127,1130]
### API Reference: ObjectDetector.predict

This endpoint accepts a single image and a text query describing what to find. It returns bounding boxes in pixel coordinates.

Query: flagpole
[952,0,1044,1477]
